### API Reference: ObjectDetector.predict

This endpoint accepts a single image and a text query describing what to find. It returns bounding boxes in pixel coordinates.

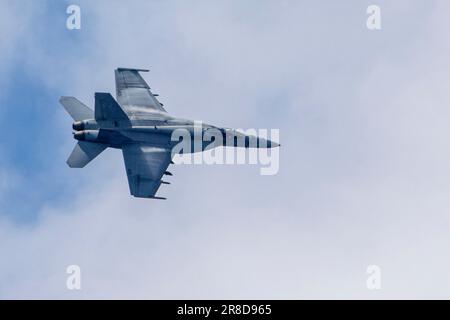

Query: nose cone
[258,138,280,148]
[268,140,280,148]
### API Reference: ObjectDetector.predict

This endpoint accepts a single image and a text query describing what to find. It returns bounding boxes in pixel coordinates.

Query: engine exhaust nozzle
[73,131,85,141]
[73,130,100,142]
[72,121,84,131]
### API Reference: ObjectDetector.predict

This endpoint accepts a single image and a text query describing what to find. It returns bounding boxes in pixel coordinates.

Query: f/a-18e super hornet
[60,68,279,199]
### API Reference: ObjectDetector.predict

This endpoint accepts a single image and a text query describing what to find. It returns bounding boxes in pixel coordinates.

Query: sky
[1,0,450,299]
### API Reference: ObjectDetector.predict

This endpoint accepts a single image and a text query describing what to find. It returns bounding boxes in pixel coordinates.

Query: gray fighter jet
[60,68,279,199]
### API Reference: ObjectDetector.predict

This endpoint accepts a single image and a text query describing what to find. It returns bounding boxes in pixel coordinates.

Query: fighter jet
[60,68,279,199]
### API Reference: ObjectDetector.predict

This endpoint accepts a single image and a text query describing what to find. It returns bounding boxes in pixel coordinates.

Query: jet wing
[115,68,166,115]
[122,144,172,199]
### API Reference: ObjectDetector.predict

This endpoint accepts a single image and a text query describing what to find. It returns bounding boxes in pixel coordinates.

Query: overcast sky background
[1,0,450,299]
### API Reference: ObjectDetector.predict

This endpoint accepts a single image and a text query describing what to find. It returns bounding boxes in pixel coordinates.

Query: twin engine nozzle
[72,120,100,141]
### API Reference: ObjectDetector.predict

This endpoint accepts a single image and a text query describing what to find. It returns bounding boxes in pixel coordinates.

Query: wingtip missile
[116,67,149,72]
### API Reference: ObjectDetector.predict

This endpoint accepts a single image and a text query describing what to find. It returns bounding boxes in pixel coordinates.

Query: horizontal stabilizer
[67,141,107,168]
[59,96,94,121]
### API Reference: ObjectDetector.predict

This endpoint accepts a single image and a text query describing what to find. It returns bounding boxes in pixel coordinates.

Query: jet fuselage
[72,116,278,152]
